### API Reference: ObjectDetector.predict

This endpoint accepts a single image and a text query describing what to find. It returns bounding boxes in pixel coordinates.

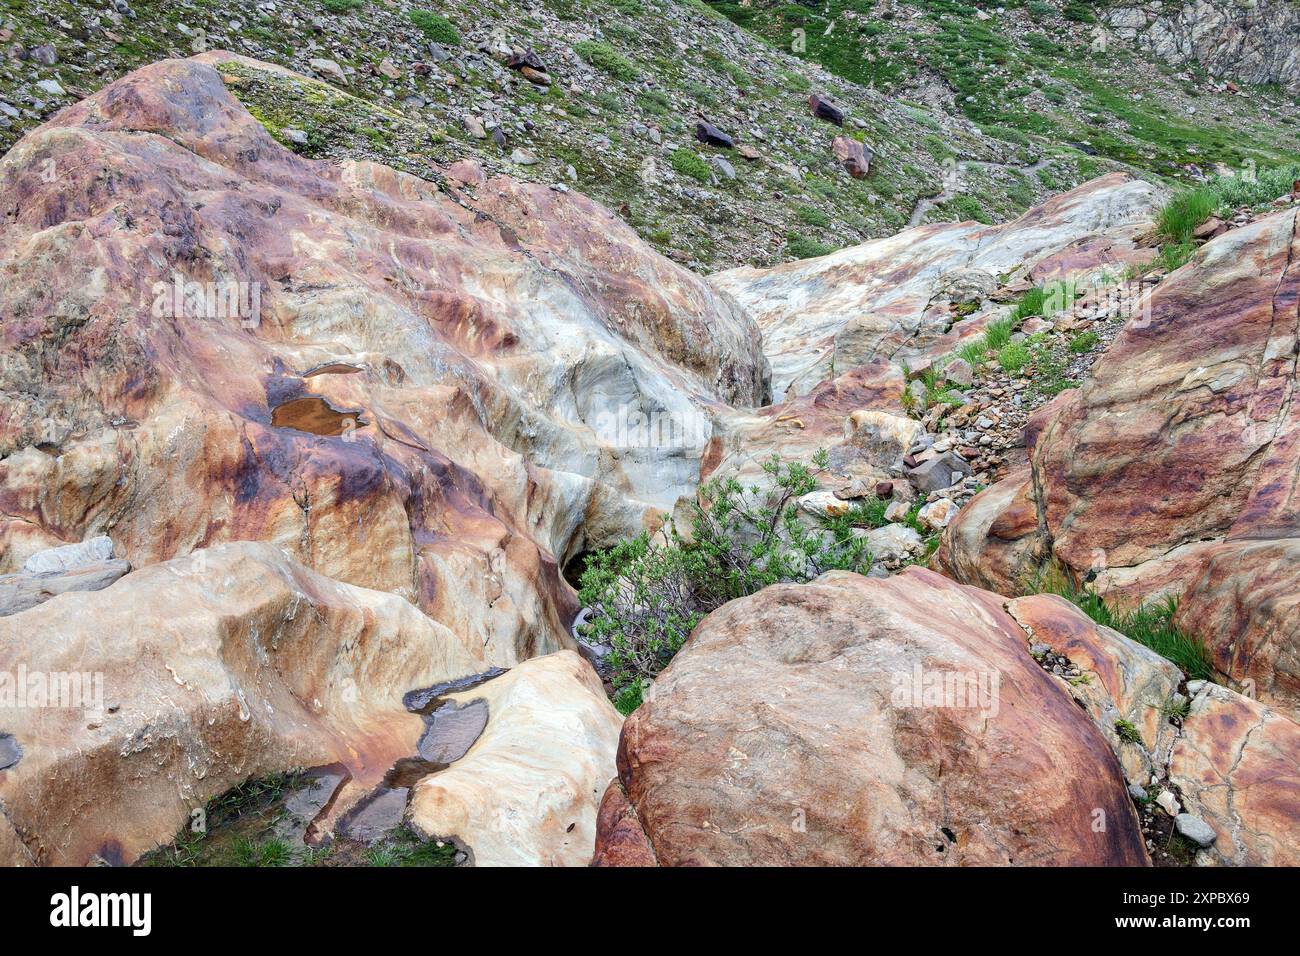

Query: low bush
[785,233,836,259]
[574,40,639,80]
[670,148,712,183]
[408,10,459,45]
[579,452,872,712]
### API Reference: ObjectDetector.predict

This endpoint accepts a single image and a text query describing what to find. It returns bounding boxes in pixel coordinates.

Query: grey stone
[906,452,971,494]
[24,536,116,574]
[860,523,923,564]
[1175,813,1217,847]
[944,357,974,387]
[0,733,19,771]
[0,559,131,617]
[308,58,346,84]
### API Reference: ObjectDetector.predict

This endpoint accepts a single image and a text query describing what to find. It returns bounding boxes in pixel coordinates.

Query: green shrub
[785,233,836,259]
[1211,162,1300,208]
[322,0,363,11]
[1068,330,1100,353]
[797,204,831,227]
[997,341,1031,373]
[574,40,639,80]
[578,452,871,712]
[408,10,460,45]
[670,148,712,183]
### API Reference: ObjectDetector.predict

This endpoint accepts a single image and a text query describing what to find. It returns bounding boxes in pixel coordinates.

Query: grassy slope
[710,0,1300,187]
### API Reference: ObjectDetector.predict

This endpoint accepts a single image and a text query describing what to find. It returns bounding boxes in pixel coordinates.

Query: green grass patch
[408,10,459,44]
[1069,330,1100,353]
[997,341,1031,373]
[1032,565,1213,680]
[670,148,712,183]
[574,40,639,81]
[785,233,836,259]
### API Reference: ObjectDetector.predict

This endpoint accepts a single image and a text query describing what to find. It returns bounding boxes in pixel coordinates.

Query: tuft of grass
[574,40,639,81]
[408,10,459,44]
[1160,694,1191,722]
[982,317,1013,351]
[1010,286,1049,323]
[1114,719,1142,745]
[1069,331,1100,353]
[321,0,363,11]
[232,837,292,867]
[1031,564,1212,680]
[1158,241,1196,272]
[996,341,1031,373]
[821,497,891,538]
[670,148,712,183]
[1156,189,1217,246]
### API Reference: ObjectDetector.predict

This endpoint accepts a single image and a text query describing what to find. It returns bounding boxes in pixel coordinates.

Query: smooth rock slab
[406,650,622,866]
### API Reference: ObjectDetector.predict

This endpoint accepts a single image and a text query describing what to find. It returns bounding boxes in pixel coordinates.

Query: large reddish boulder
[594,567,1148,866]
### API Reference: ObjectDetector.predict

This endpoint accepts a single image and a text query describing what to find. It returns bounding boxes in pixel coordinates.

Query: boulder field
[1,55,1296,867]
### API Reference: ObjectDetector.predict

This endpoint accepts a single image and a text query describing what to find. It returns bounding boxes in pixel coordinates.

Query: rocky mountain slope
[0,9,1298,870]
[9,0,1296,277]
[718,0,1300,179]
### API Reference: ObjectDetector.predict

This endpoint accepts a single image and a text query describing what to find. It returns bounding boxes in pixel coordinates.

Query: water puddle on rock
[137,668,506,867]
[270,395,366,436]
